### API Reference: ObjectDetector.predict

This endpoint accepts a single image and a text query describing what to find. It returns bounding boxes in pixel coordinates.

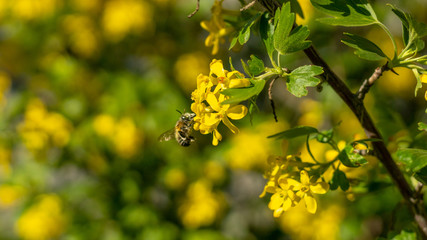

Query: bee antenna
[176,109,182,115]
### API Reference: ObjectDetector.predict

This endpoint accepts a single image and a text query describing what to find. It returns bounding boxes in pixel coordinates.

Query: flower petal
[203,112,220,126]
[210,59,226,78]
[300,170,310,185]
[304,193,317,214]
[226,105,247,120]
[282,197,293,211]
[310,182,329,194]
[273,208,284,218]
[222,116,239,134]
[268,193,283,210]
[206,93,221,112]
[287,179,301,190]
[212,129,222,146]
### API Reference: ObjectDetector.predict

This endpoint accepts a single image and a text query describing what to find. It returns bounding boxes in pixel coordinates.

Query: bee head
[181,112,196,121]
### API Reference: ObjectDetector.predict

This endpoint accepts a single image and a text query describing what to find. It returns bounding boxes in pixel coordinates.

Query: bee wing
[158,128,176,142]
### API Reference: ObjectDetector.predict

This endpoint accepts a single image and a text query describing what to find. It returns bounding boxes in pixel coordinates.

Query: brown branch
[356,63,388,100]
[257,0,427,237]
[241,0,256,11]
[187,0,200,18]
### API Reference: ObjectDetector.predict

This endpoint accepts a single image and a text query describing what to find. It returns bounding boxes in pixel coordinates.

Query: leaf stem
[377,22,398,60]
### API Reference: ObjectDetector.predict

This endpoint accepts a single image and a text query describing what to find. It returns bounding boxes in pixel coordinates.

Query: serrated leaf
[396,148,427,173]
[247,55,265,76]
[330,170,350,191]
[220,80,265,105]
[267,126,318,139]
[341,32,388,61]
[287,65,323,97]
[273,3,312,55]
[311,0,378,27]
[273,3,294,54]
[338,145,368,167]
[260,13,275,57]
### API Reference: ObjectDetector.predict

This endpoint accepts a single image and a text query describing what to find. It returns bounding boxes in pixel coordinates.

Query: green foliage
[396,148,427,173]
[273,3,311,55]
[286,65,323,97]
[220,79,266,105]
[310,0,378,26]
[338,145,368,168]
[230,13,262,49]
[330,169,350,191]
[341,32,388,61]
[247,55,265,76]
[260,12,275,58]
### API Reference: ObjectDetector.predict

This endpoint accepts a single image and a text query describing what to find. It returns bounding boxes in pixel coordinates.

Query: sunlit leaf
[220,80,265,105]
[341,32,388,61]
[287,65,323,97]
[247,55,265,76]
[396,148,427,172]
[311,0,378,26]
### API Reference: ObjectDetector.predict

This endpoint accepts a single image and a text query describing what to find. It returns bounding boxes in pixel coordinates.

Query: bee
[158,111,196,147]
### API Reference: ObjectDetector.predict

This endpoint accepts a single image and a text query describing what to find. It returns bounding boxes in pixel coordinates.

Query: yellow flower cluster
[62,14,99,58]
[191,59,250,146]
[200,0,233,55]
[102,0,153,42]
[178,180,224,229]
[17,99,72,152]
[15,194,66,240]
[0,184,25,208]
[93,114,142,158]
[260,155,329,216]
[9,0,60,20]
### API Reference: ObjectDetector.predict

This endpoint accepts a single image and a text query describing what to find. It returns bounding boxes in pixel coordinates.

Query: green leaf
[247,55,265,76]
[229,35,239,50]
[414,166,427,185]
[220,80,265,105]
[287,65,323,97]
[273,3,312,55]
[267,126,318,139]
[391,230,416,240]
[330,170,350,191]
[418,122,427,132]
[389,5,427,39]
[260,12,275,57]
[230,12,262,49]
[341,32,388,61]
[396,148,427,173]
[240,59,250,76]
[338,145,368,167]
[311,0,378,27]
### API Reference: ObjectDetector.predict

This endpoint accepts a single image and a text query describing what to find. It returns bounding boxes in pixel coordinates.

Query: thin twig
[268,77,279,122]
[240,0,256,11]
[187,0,200,18]
[356,63,388,100]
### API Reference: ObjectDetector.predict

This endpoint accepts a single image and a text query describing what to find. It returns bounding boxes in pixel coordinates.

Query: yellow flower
[267,176,298,217]
[178,180,224,229]
[11,0,60,20]
[174,52,209,93]
[289,170,329,214]
[17,99,72,152]
[102,0,153,42]
[200,0,233,55]
[15,194,66,240]
[191,59,250,146]
[0,184,25,208]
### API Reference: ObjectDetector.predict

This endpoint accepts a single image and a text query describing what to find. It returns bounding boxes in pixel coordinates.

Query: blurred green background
[0,0,426,239]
